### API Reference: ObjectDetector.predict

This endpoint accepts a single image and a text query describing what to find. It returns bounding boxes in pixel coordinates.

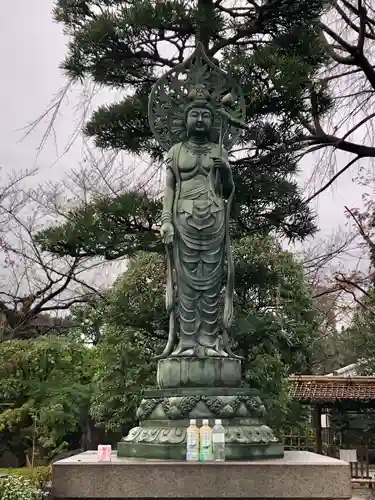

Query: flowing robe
[166,141,233,357]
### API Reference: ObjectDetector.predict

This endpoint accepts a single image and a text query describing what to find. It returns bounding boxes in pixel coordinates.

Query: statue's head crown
[148,43,245,150]
[185,84,215,120]
[187,84,211,103]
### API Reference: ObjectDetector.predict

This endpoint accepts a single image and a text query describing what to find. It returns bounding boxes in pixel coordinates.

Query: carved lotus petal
[221,404,235,417]
[166,405,183,419]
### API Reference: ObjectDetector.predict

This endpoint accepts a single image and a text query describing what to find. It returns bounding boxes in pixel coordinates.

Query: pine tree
[40,0,331,258]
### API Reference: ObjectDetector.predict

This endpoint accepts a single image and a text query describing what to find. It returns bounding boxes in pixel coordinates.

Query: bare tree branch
[305,155,362,203]
[344,204,375,251]
[0,166,113,340]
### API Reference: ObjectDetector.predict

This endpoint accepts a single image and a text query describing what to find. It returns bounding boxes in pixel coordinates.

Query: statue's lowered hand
[161,222,174,245]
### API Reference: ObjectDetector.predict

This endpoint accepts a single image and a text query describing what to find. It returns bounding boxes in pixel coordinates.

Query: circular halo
[148,43,246,152]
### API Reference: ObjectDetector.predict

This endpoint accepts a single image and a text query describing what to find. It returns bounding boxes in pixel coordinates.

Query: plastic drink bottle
[186,419,199,461]
[199,419,213,462]
[212,419,225,461]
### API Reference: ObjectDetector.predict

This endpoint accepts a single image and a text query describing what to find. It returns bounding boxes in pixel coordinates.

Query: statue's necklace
[184,141,212,170]
[184,140,212,156]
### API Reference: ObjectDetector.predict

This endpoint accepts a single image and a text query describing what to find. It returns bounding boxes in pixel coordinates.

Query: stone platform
[117,387,283,460]
[117,357,284,460]
[52,450,352,499]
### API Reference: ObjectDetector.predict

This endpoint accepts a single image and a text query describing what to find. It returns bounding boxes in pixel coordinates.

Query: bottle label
[201,430,212,446]
[187,431,198,447]
[213,434,225,444]
[199,429,212,461]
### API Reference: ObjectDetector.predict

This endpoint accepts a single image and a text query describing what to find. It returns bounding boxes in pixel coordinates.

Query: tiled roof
[288,375,375,403]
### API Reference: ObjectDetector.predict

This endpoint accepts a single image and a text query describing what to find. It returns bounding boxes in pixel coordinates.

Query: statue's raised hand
[161,221,174,245]
[211,156,229,170]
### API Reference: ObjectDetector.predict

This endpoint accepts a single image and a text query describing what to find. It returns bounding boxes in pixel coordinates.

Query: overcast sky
[0,1,367,246]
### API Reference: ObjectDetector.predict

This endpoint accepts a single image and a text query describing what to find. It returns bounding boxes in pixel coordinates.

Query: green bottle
[199,419,213,462]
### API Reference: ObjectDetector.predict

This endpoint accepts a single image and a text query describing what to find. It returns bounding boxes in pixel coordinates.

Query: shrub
[0,336,93,459]
[0,467,51,488]
[0,475,44,500]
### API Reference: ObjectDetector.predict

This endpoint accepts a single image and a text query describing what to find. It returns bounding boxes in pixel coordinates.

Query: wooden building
[288,375,375,455]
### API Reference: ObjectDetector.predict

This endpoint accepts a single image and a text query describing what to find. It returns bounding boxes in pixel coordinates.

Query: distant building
[325,363,358,377]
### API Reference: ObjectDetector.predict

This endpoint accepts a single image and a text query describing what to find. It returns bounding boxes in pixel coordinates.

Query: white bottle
[186,419,199,461]
[212,419,225,461]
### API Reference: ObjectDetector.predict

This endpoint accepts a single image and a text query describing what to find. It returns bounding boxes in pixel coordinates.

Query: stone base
[118,422,283,460]
[118,387,283,460]
[52,450,352,498]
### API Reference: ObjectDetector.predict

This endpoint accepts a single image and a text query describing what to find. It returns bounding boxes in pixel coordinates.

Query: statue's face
[186,107,213,138]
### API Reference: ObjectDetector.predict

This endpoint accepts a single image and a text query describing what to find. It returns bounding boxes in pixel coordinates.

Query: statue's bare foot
[204,347,225,357]
[168,345,231,358]
[170,346,195,357]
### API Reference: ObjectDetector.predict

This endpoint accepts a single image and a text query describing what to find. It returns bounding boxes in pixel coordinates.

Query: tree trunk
[197,0,214,50]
